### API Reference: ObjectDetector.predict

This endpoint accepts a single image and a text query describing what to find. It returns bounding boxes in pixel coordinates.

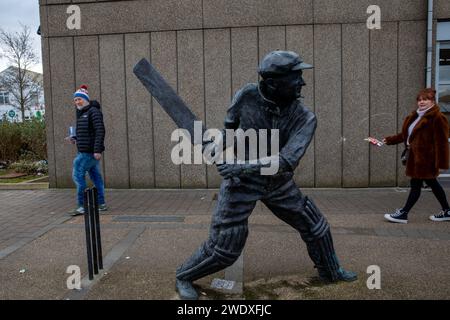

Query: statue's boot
[318,267,357,282]
[175,279,199,300]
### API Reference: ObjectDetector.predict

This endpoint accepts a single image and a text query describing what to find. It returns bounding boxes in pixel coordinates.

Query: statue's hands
[216,163,260,178]
[217,164,242,178]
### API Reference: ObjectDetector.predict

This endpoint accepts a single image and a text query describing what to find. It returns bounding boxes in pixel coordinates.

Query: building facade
[0,67,45,122]
[39,0,450,188]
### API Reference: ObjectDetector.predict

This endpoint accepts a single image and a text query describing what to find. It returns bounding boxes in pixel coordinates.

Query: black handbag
[401,146,409,166]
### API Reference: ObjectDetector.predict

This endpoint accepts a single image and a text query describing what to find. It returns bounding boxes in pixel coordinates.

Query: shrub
[20,118,47,161]
[9,160,48,175]
[0,118,47,163]
[0,120,22,163]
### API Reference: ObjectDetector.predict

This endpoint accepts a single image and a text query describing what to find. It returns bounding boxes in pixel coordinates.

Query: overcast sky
[0,0,42,73]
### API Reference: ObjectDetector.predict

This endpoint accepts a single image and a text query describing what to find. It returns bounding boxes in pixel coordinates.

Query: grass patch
[0,169,41,183]
[0,175,40,184]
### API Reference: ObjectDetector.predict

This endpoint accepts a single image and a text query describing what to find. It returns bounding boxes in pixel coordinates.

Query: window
[437,42,450,112]
[436,24,450,176]
[29,91,39,106]
[436,22,450,112]
[0,91,9,105]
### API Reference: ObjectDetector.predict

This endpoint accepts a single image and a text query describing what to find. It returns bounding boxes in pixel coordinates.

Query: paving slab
[1,188,450,300]
[0,227,130,299]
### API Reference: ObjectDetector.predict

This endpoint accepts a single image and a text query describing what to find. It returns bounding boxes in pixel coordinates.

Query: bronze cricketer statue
[134,50,357,300]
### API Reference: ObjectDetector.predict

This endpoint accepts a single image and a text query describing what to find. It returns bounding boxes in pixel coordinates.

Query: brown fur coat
[384,105,449,179]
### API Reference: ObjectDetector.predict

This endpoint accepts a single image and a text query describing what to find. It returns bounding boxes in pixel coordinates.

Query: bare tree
[0,24,41,121]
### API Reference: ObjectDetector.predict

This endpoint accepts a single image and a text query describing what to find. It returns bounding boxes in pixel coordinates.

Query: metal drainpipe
[426,0,433,88]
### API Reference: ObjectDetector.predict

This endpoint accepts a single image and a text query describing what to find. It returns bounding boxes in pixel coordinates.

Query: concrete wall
[39,0,449,188]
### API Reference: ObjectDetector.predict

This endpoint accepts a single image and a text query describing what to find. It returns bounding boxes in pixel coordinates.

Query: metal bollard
[83,187,103,280]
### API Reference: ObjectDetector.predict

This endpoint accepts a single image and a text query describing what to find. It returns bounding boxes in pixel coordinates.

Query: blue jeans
[72,152,105,206]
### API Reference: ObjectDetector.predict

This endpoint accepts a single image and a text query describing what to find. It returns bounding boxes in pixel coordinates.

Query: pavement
[0,187,449,300]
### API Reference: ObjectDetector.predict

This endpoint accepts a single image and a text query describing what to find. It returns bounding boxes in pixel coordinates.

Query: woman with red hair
[383,88,450,223]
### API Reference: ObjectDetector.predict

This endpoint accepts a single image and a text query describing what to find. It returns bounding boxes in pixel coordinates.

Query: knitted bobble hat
[73,85,90,102]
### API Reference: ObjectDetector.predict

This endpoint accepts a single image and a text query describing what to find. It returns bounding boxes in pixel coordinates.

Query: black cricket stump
[83,187,103,280]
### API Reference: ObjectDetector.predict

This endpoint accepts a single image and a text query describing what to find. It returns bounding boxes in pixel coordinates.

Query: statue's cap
[258,50,313,78]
